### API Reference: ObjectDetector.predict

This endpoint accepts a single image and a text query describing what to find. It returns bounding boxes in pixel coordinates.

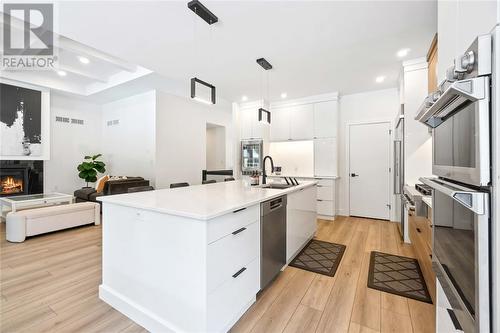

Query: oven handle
[415,76,488,128]
[420,177,488,215]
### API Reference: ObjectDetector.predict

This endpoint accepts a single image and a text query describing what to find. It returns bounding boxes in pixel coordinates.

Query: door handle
[350,173,359,177]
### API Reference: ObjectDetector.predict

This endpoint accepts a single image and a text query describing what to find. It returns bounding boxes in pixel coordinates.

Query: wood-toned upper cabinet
[290,104,314,140]
[270,107,290,141]
[313,101,338,138]
[427,34,438,93]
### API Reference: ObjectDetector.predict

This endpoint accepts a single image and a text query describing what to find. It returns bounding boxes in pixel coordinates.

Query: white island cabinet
[98,180,317,333]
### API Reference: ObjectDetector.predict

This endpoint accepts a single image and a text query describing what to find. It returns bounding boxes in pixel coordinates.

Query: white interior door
[349,122,391,220]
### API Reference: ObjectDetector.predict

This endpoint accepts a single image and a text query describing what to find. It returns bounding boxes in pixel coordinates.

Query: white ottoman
[6,202,100,242]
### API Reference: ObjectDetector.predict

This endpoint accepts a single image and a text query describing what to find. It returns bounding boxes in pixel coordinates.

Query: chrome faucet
[262,155,274,185]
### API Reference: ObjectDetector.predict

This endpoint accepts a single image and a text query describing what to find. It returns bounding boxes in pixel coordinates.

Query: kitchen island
[98,180,317,333]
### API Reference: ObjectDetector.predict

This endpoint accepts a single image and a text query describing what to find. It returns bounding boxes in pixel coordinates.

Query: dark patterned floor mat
[368,251,432,303]
[289,239,346,277]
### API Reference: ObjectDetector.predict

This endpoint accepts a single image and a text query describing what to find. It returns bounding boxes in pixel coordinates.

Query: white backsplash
[269,140,314,177]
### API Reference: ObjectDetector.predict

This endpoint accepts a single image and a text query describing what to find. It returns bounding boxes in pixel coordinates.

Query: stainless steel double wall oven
[416,34,492,332]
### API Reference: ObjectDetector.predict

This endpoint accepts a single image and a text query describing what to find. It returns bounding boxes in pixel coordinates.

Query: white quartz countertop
[98,180,317,220]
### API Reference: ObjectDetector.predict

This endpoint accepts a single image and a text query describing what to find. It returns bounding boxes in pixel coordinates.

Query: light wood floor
[0,216,435,333]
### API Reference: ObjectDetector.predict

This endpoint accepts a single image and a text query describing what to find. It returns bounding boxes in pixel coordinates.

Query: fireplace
[0,161,43,197]
[1,168,27,195]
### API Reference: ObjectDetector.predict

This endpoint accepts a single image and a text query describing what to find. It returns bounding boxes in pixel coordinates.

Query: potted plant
[77,154,106,188]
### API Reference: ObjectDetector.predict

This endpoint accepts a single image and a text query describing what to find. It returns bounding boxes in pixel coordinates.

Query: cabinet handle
[317,199,323,202]
[416,227,421,233]
[232,227,247,235]
[232,267,247,278]
[317,185,323,187]
[233,207,247,213]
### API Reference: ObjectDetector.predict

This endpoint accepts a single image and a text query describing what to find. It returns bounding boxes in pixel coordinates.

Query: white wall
[44,94,102,193]
[437,0,498,81]
[155,91,233,189]
[338,88,400,220]
[206,125,226,170]
[101,90,156,185]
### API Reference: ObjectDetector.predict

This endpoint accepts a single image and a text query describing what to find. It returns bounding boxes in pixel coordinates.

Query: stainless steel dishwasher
[260,195,287,290]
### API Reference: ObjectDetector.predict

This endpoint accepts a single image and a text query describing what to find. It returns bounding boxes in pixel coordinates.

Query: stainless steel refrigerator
[393,105,409,242]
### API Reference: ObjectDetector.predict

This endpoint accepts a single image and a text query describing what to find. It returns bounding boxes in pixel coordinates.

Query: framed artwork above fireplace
[0,78,50,161]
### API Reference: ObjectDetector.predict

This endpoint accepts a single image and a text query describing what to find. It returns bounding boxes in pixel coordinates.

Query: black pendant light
[257,57,272,124]
[191,77,216,104]
[259,108,271,124]
[189,0,217,104]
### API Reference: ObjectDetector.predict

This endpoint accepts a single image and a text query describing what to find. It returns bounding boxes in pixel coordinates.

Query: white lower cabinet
[317,200,334,216]
[316,178,336,220]
[286,186,317,262]
[208,258,260,332]
[207,220,260,293]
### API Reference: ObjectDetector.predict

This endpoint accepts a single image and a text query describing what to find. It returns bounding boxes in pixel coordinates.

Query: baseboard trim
[317,214,335,221]
[99,284,178,333]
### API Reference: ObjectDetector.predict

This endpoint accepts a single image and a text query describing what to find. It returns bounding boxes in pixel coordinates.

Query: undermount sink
[260,183,295,189]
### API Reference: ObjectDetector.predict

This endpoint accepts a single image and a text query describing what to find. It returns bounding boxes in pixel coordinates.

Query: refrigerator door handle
[393,140,402,194]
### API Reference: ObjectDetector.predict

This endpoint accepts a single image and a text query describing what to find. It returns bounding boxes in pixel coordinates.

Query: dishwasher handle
[261,195,287,215]
[269,198,283,211]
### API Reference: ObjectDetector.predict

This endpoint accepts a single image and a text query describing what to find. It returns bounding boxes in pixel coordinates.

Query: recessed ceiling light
[396,48,411,58]
[280,92,287,99]
[78,56,90,64]
[241,95,248,102]
[57,70,67,77]
[375,76,385,83]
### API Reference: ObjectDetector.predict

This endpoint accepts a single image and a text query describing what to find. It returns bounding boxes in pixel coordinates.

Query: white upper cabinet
[239,108,255,139]
[239,106,269,140]
[290,104,314,140]
[313,101,338,138]
[269,98,338,142]
[270,107,290,141]
[314,138,337,177]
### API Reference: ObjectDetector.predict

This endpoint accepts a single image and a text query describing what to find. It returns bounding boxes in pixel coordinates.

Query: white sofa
[6,202,100,242]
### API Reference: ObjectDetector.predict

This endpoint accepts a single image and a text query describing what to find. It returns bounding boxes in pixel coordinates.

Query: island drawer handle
[232,267,247,278]
[232,227,247,235]
[233,207,247,213]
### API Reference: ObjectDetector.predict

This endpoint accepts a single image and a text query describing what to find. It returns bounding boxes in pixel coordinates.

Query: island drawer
[207,258,259,332]
[207,204,260,243]
[207,220,259,293]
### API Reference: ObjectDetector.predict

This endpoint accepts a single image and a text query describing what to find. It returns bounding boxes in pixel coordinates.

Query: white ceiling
[1,12,152,95]
[55,1,436,102]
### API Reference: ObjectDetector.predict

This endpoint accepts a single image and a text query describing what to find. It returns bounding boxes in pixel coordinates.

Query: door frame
[346,120,393,220]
